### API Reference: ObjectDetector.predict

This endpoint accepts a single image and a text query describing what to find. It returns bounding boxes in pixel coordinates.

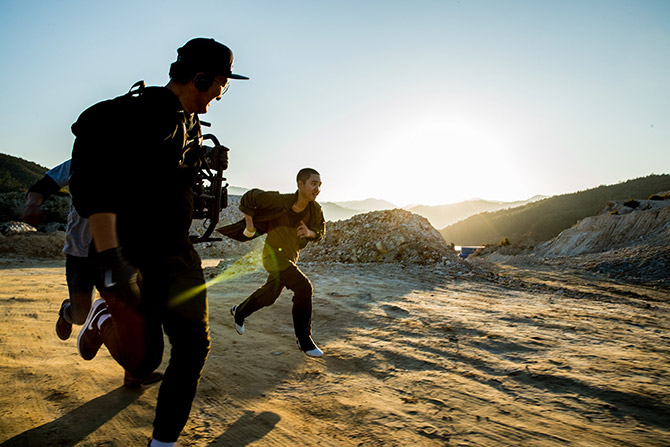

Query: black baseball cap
[176,38,249,80]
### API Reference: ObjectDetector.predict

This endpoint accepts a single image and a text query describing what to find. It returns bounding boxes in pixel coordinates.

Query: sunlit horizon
[1,1,667,207]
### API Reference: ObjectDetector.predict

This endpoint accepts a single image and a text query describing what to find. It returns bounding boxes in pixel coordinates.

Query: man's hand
[96,247,141,308]
[206,145,229,171]
[22,192,46,226]
[243,213,256,238]
[297,221,315,239]
[22,204,46,226]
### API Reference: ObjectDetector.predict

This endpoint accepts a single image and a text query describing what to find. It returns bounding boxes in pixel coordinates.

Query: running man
[217,168,325,357]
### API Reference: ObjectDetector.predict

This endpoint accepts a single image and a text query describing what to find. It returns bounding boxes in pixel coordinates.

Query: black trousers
[64,254,96,324]
[235,263,313,341]
[99,248,210,443]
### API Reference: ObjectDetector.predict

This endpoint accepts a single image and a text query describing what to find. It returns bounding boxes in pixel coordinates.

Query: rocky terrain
[473,195,670,289]
[2,191,669,290]
[1,191,669,446]
[195,202,479,280]
[299,209,456,265]
[538,197,670,257]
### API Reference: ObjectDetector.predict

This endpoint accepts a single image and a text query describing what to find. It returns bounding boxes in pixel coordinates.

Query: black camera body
[191,134,229,243]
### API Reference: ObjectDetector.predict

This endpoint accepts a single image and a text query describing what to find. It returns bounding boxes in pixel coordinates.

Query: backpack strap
[127,80,145,97]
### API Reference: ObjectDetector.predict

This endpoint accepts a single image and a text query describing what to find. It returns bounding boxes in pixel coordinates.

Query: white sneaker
[230,305,244,335]
[297,337,323,358]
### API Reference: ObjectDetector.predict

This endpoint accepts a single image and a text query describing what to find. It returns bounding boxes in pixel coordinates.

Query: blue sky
[1,0,668,206]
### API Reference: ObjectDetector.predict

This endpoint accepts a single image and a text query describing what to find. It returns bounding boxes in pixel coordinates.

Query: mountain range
[405,197,547,229]
[317,197,549,228]
[440,174,670,246]
[3,154,668,247]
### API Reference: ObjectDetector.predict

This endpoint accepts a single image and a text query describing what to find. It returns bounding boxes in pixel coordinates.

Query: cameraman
[69,38,248,447]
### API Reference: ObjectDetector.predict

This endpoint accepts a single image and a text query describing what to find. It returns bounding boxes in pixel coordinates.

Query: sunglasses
[213,78,230,95]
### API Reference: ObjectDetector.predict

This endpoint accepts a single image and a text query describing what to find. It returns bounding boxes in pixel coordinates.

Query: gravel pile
[566,245,670,289]
[300,209,458,265]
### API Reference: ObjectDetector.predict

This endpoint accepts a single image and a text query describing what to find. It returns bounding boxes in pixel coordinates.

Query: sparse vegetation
[499,237,511,246]
[610,210,619,215]
[649,193,670,201]
[0,154,48,193]
[440,174,670,246]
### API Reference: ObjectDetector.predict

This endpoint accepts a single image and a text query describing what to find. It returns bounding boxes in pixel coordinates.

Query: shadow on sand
[1,386,145,447]
[208,411,280,446]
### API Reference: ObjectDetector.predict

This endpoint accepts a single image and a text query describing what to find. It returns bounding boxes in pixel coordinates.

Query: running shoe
[55,299,72,340]
[77,299,108,360]
[297,336,323,358]
[230,305,245,335]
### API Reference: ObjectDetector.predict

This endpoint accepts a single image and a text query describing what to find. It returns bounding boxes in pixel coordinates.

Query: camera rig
[190,133,229,243]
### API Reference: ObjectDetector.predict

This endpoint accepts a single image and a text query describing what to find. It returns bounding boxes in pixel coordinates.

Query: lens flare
[168,249,263,307]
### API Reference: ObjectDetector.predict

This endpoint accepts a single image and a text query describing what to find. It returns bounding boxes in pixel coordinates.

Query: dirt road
[1,258,668,446]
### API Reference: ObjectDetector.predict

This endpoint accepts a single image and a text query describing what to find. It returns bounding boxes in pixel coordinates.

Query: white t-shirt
[46,160,91,257]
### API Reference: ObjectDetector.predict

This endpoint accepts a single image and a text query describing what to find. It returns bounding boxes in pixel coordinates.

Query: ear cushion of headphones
[194,74,211,92]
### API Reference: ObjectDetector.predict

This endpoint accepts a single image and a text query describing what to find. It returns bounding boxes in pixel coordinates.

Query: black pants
[99,248,210,443]
[235,263,313,341]
[63,254,96,324]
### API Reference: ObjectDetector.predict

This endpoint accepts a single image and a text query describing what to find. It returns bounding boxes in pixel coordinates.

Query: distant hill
[227,186,249,196]
[334,198,396,212]
[321,202,362,222]
[408,196,546,230]
[440,174,670,246]
[0,154,48,193]
[321,198,397,222]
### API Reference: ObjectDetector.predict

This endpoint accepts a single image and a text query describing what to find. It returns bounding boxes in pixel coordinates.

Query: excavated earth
[1,193,669,446]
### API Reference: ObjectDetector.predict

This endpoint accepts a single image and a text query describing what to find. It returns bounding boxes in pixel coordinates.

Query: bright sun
[370,114,518,205]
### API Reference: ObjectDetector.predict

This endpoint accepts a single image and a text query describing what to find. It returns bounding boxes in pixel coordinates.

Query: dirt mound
[532,197,670,288]
[196,203,462,267]
[300,209,458,265]
[0,229,66,258]
[538,200,670,257]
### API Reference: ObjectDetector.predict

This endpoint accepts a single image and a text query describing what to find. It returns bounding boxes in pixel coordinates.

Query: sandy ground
[0,256,669,446]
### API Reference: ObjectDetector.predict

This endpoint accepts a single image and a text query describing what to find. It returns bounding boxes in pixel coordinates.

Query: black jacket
[69,85,201,259]
[216,189,325,247]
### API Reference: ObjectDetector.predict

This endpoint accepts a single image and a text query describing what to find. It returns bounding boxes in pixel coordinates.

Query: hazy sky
[1,0,668,206]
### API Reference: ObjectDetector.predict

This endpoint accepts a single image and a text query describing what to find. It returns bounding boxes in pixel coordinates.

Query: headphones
[194,73,213,92]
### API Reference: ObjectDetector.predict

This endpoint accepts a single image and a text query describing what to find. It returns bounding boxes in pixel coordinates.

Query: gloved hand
[96,247,141,308]
[205,144,229,171]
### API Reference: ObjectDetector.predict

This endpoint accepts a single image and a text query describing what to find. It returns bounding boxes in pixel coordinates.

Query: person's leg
[277,264,313,342]
[152,255,210,443]
[64,255,96,324]
[57,255,96,339]
[234,273,285,322]
[78,269,163,376]
[95,301,163,377]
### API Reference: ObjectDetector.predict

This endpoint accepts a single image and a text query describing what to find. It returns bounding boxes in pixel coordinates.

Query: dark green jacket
[216,189,325,247]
